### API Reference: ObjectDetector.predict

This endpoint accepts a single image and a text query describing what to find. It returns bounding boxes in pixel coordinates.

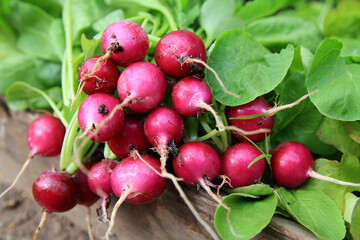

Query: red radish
[226,97,274,143]
[78,93,124,142]
[88,159,118,222]
[154,30,206,79]
[173,141,220,186]
[107,115,151,159]
[221,143,265,188]
[32,169,78,239]
[77,56,119,95]
[117,61,167,113]
[144,106,184,171]
[171,77,212,117]
[271,141,360,188]
[105,154,166,239]
[73,164,99,207]
[0,115,66,199]
[101,20,149,67]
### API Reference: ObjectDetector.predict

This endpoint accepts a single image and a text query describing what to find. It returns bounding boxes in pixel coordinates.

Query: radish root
[308,169,360,187]
[86,207,95,240]
[0,152,34,199]
[33,209,49,240]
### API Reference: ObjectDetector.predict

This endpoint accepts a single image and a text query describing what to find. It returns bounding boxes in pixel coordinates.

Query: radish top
[111,155,167,204]
[101,20,149,67]
[27,115,66,157]
[154,30,207,79]
[117,62,167,113]
[226,97,274,143]
[32,170,78,212]
[271,141,314,188]
[144,106,184,148]
[173,142,221,185]
[171,77,212,117]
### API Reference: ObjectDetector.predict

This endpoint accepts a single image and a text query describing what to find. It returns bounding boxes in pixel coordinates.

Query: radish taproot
[105,155,166,239]
[271,141,360,188]
[107,115,151,159]
[117,61,167,113]
[101,20,149,67]
[221,142,265,188]
[0,115,66,199]
[32,169,78,239]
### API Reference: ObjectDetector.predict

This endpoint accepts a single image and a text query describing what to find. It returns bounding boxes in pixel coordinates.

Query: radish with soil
[221,142,265,188]
[100,20,149,67]
[87,159,118,222]
[271,141,360,188]
[32,169,79,240]
[105,155,167,239]
[107,115,151,159]
[0,115,66,199]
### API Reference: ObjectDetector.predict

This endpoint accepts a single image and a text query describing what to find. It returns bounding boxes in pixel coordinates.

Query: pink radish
[101,20,149,67]
[155,30,206,79]
[271,141,360,188]
[105,154,166,239]
[32,169,78,239]
[87,159,118,222]
[77,56,119,95]
[117,61,167,113]
[107,115,151,159]
[221,143,265,188]
[0,115,66,199]
[78,93,125,142]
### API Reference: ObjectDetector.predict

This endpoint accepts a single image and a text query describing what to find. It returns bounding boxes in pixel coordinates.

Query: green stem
[194,129,220,142]
[159,6,178,31]
[199,118,223,150]
[66,142,99,175]
[155,20,169,37]
[184,117,199,141]
[148,34,161,44]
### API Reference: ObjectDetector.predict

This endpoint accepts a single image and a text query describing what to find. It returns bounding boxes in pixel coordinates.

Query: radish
[0,115,65,199]
[87,159,118,222]
[73,163,99,207]
[77,56,119,95]
[105,154,166,239]
[271,141,360,188]
[32,169,78,239]
[221,142,265,188]
[101,20,149,67]
[155,30,207,79]
[144,106,184,171]
[117,61,167,113]
[107,115,151,159]
[78,92,125,143]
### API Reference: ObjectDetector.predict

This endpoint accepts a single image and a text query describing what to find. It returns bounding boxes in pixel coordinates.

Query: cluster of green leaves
[1,0,360,239]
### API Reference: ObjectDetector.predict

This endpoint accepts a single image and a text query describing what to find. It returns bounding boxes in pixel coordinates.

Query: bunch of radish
[4,19,360,240]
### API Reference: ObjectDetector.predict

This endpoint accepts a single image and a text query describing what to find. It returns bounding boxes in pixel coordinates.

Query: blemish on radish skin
[98,104,109,116]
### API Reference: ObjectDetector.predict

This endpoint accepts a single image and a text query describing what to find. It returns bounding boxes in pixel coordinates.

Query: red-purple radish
[77,56,119,95]
[101,20,149,67]
[226,97,274,143]
[106,155,167,239]
[117,61,167,113]
[171,77,212,117]
[107,115,151,159]
[88,159,118,222]
[155,30,207,79]
[173,141,220,186]
[0,115,66,200]
[27,115,66,157]
[73,163,99,207]
[221,143,265,188]
[78,93,124,142]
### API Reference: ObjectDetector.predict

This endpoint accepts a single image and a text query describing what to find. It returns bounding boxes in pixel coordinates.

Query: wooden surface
[0,101,317,240]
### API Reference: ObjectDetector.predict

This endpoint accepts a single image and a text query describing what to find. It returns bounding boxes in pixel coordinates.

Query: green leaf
[225,184,274,196]
[340,38,360,58]
[104,142,120,160]
[347,122,360,144]
[324,0,360,38]
[289,46,314,73]
[49,19,66,60]
[278,187,346,240]
[344,193,360,223]
[235,0,296,24]
[306,38,360,121]
[351,201,360,240]
[317,117,360,157]
[246,16,322,52]
[303,154,360,213]
[200,0,244,47]
[272,72,337,156]
[206,29,294,106]
[92,9,125,33]
[214,193,277,240]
